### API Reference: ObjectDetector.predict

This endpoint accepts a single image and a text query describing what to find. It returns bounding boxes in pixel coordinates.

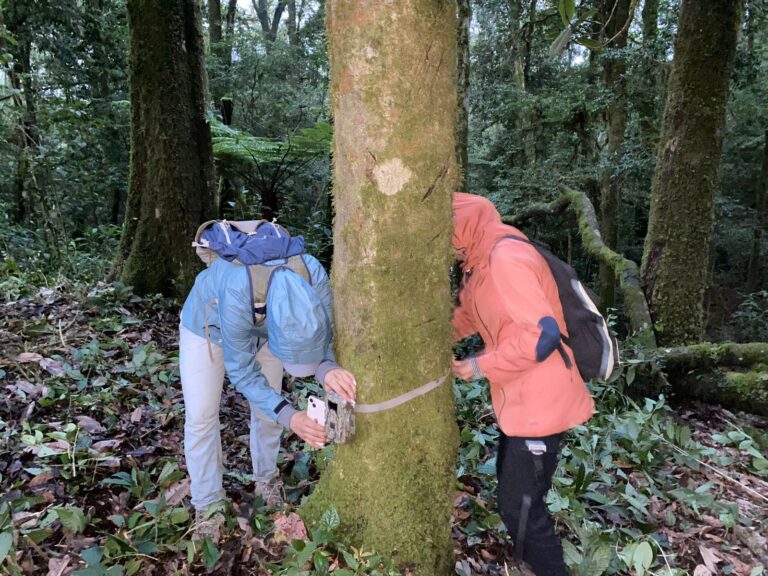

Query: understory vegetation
[0,275,766,575]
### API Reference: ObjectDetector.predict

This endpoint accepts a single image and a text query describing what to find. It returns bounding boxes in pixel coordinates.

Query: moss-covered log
[118,0,216,296]
[650,342,768,415]
[639,0,741,346]
[302,1,459,574]
[503,186,656,347]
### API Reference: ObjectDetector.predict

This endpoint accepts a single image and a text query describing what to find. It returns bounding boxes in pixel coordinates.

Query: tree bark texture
[640,0,741,346]
[456,0,470,191]
[119,0,216,296]
[598,0,633,312]
[747,129,768,291]
[287,0,298,45]
[302,1,459,574]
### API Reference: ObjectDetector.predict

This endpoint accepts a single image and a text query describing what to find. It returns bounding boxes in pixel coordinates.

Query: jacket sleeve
[218,279,297,427]
[474,246,563,380]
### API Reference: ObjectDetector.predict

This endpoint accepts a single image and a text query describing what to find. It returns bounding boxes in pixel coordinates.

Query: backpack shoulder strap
[246,255,312,323]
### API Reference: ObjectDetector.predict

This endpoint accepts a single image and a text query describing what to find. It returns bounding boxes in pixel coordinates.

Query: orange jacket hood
[453,192,528,271]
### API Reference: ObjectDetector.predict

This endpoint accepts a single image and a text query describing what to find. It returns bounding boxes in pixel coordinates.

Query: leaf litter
[0,283,766,575]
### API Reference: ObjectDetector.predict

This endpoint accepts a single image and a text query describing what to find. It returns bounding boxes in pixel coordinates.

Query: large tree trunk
[640,0,741,346]
[119,0,216,296]
[456,0,470,191]
[747,129,768,291]
[598,0,633,311]
[302,1,459,573]
[287,0,298,45]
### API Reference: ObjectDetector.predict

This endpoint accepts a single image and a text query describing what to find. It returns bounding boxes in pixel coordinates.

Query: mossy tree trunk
[118,0,215,296]
[456,0,470,191]
[598,0,633,311]
[302,1,459,574]
[640,0,741,346]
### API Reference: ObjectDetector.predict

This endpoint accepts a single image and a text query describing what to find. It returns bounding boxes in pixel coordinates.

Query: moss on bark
[302,1,459,574]
[118,0,215,296]
[640,0,741,346]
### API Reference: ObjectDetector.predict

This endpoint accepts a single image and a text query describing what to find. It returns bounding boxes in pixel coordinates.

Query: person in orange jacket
[451,192,595,576]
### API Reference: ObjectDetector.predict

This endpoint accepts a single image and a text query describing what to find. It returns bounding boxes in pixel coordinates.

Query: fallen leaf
[130,406,144,423]
[699,545,721,573]
[47,555,71,576]
[39,358,65,377]
[90,439,122,454]
[76,415,105,433]
[28,471,55,487]
[164,478,191,506]
[16,352,43,363]
[272,512,308,543]
[692,565,712,576]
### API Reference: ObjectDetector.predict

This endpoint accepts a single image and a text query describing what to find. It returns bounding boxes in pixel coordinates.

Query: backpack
[193,219,311,323]
[504,235,619,382]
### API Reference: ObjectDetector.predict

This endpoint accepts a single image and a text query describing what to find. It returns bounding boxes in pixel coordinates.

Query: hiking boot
[192,502,227,543]
[254,476,284,508]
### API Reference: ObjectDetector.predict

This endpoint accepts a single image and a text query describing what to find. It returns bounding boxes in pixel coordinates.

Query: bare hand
[290,411,327,449]
[323,368,357,404]
[451,358,475,381]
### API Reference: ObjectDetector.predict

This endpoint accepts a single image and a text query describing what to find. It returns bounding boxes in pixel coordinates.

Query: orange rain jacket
[452,193,595,438]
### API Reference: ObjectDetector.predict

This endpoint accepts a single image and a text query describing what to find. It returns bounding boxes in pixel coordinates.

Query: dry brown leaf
[130,406,144,423]
[16,352,43,363]
[272,512,308,543]
[693,565,713,576]
[76,415,105,433]
[28,471,55,487]
[46,556,70,576]
[39,357,65,377]
[164,478,191,506]
[699,545,722,573]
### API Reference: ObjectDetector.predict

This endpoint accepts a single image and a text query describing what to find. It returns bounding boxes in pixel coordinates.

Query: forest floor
[1,283,767,576]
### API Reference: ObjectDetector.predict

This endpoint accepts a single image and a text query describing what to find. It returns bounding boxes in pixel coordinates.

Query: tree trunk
[456,0,470,191]
[287,0,298,45]
[209,0,223,50]
[119,0,216,296]
[254,0,286,42]
[302,1,459,573]
[640,0,741,346]
[224,0,237,64]
[598,0,633,311]
[639,0,661,154]
[747,129,768,291]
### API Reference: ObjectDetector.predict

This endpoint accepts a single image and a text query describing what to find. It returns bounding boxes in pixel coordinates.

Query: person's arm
[469,247,564,381]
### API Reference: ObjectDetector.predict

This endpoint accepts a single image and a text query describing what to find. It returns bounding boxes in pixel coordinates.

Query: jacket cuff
[315,359,340,386]
[469,355,484,380]
[276,404,299,429]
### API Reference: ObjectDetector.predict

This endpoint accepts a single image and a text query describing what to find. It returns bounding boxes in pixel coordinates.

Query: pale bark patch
[373,158,412,196]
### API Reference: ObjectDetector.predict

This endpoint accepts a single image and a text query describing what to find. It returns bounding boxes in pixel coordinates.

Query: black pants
[496,433,570,576]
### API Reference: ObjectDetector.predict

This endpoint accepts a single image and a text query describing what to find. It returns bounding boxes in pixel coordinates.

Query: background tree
[117,0,215,296]
[640,0,741,345]
[301,0,459,573]
[597,0,634,311]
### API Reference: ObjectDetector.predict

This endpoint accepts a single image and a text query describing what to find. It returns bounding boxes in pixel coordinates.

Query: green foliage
[730,291,768,342]
[275,508,400,576]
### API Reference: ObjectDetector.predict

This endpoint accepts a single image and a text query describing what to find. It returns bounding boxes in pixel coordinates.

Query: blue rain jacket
[180,254,335,427]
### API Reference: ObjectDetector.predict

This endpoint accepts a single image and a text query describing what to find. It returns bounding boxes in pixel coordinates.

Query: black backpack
[504,236,619,382]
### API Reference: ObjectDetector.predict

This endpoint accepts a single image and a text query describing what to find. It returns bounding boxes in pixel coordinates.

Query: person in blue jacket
[179,221,356,541]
